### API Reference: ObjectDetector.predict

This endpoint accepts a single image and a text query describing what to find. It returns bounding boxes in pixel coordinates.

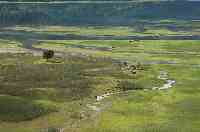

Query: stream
[95,71,176,102]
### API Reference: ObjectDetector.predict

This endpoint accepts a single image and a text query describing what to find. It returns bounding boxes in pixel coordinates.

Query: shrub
[43,50,54,61]
[116,80,136,91]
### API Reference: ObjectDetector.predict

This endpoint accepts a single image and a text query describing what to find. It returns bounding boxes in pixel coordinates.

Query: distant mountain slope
[0,1,200,26]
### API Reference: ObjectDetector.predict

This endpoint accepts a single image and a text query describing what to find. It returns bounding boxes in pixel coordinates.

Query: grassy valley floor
[0,38,200,132]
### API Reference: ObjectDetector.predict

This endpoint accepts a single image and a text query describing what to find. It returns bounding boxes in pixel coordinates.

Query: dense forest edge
[0,1,200,26]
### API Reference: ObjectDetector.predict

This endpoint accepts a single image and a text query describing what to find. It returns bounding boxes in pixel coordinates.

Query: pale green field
[35,40,200,64]
[5,25,196,36]
[0,39,22,48]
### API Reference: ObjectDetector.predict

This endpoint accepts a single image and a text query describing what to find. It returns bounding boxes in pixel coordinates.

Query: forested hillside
[0,1,200,26]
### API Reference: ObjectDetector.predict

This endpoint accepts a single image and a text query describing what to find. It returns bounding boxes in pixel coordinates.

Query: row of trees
[1,1,199,26]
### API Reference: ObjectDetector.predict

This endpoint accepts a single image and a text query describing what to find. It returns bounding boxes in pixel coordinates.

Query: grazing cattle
[123,61,128,67]
[129,39,140,43]
[131,70,137,74]
[111,46,115,49]
[129,40,134,43]
[129,65,137,70]
[136,62,144,70]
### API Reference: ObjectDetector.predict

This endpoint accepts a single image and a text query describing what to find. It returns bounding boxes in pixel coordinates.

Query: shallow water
[153,71,176,90]
[96,71,176,101]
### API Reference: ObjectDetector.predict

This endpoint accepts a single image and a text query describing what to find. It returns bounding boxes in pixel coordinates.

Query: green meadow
[0,37,200,132]
[1,1,200,131]
[5,22,200,37]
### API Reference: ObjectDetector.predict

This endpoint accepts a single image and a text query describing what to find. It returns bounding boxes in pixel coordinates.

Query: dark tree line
[0,1,200,26]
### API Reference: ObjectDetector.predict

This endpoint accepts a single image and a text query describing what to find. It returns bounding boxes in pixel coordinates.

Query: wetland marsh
[0,1,200,132]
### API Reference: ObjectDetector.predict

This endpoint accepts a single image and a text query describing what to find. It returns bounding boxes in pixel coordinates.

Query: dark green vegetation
[0,95,57,122]
[43,50,54,61]
[0,1,200,26]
